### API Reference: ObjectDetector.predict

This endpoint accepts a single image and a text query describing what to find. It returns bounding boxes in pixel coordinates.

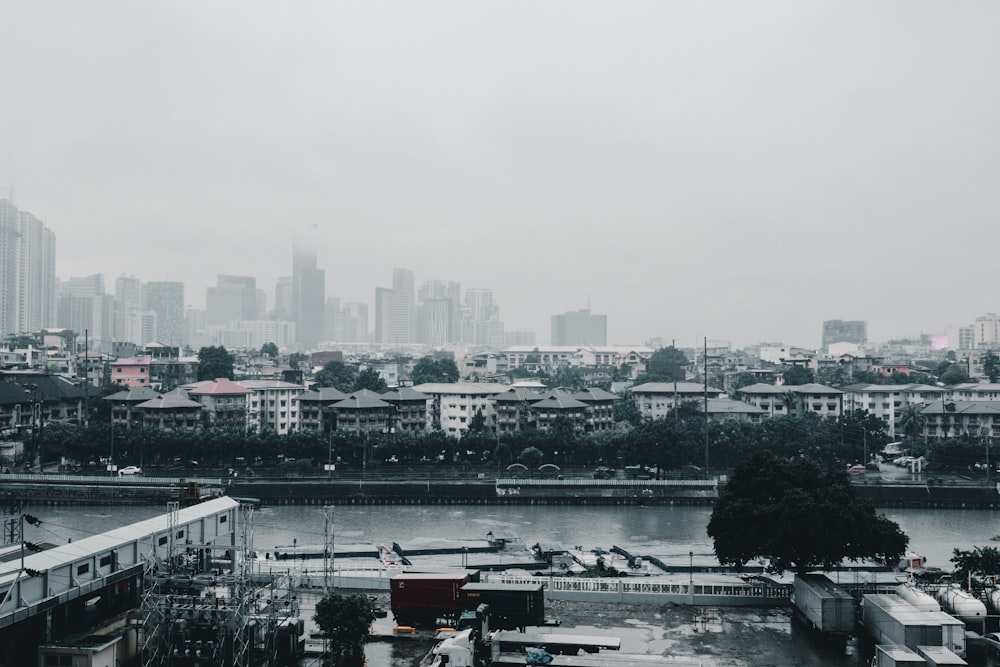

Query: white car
[118,466,142,476]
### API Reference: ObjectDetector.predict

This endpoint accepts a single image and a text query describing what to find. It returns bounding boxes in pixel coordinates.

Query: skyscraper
[57,274,113,347]
[0,199,57,339]
[144,281,184,347]
[206,274,258,326]
[292,230,325,349]
[114,274,144,343]
[342,302,368,343]
[551,309,607,346]
[375,269,415,345]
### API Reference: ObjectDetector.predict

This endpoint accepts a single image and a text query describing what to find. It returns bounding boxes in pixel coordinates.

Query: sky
[2,1,999,349]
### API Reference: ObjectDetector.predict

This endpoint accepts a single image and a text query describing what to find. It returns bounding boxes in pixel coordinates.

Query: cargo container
[792,574,857,635]
[390,572,472,627]
[916,644,968,666]
[874,644,926,667]
[862,594,943,651]
[459,583,545,630]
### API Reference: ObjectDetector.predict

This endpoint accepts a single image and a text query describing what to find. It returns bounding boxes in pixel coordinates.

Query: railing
[0,473,224,485]
[495,478,717,488]
[481,572,791,600]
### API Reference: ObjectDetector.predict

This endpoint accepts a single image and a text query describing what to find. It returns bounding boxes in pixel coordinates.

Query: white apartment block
[413,382,508,437]
[239,379,304,435]
[631,382,726,420]
[841,384,945,438]
[737,383,843,419]
[502,346,654,370]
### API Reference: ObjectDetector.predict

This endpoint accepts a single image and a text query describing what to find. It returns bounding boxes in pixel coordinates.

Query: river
[23,503,1000,666]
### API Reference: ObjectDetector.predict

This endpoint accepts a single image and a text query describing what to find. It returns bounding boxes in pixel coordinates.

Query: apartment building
[413,382,507,438]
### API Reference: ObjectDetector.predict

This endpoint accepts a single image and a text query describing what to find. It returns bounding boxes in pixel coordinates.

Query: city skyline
[3,3,1000,347]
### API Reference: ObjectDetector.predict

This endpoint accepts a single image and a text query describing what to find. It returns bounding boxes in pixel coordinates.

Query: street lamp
[689,551,695,604]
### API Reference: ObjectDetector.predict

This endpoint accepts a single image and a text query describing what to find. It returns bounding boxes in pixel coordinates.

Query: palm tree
[781,391,801,417]
[899,404,927,448]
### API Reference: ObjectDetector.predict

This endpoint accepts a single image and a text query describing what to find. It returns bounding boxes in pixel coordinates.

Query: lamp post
[689,551,695,604]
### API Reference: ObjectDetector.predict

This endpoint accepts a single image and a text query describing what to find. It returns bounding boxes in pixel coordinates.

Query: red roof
[187,378,252,395]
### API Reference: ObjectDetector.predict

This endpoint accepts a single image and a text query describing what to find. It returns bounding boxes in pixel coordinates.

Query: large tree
[639,346,689,383]
[707,451,908,574]
[983,351,1000,383]
[314,593,376,665]
[314,361,356,392]
[780,366,814,386]
[196,346,235,381]
[354,367,388,392]
[410,356,460,384]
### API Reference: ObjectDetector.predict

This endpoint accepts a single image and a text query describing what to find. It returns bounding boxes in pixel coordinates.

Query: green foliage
[546,366,587,390]
[638,346,689,383]
[288,352,309,369]
[938,362,970,385]
[411,356,460,384]
[780,366,814,385]
[260,342,279,357]
[314,593,377,664]
[613,392,641,426]
[984,351,1000,383]
[315,361,356,392]
[518,446,544,468]
[950,546,1000,587]
[354,368,387,392]
[196,346,235,381]
[899,405,927,446]
[708,451,908,573]
[468,408,489,434]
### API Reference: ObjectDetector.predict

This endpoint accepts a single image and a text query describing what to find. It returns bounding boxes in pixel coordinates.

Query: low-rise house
[109,357,152,387]
[297,387,349,433]
[630,382,726,421]
[737,383,843,418]
[920,400,1000,440]
[413,382,508,438]
[380,387,431,432]
[239,379,304,434]
[702,398,767,424]
[104,386,163,428]
[184,378,252,429]
[530,390,588,434]
[329,390,395,434]
[572,387,618,432]
[133,390,203,431]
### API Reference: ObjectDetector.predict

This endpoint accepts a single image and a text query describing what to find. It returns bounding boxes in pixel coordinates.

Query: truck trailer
[862,593,968,656]
[459,583,546,630]
[390,572,474,627]
[792,573,857,636]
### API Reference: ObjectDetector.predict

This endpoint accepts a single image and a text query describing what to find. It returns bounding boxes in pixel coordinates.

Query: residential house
[630,382,726,421]
[133,390,204,431]
[329,390,395,434]
[185,378,252,429]
[413,382,508,438]
[297,387,349,433]
[737,383,843,418]
[109,357,152,387]
[239,379,304,435]
[380,387,431,432]
[920,400,1000,441]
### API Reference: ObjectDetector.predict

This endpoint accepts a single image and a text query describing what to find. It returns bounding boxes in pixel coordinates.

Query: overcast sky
[2,1,998,349]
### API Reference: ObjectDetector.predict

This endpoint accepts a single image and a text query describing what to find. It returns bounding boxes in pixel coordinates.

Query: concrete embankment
[228,478,1000,509]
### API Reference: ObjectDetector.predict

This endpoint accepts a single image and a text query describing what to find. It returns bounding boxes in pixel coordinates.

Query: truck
[873,644,927,667]
[459,583,546,630]
[792,573,856,636]
[390,572,474,627]
[862,593,968,656]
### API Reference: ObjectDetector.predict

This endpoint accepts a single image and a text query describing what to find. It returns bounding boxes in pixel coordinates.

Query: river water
[24,503,1000,666]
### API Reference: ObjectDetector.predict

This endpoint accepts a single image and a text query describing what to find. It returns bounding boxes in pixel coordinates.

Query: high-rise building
[292,231,325,349]
[15,208,57,334]
[342,302,368,343]
[418,298,452,346]
[821,319,867,349]
[114,274,145,344]
[0,200,57,339]
[325,296,343,341]
[551,308,607,346]
[206,274,258,326]
[973,314,1000,350]
[144,281,184,346]
[57,274,113,347]
[273,276,294,320]
[375,269,415,345]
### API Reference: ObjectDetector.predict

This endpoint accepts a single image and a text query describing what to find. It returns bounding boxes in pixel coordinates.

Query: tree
[899,405,927,448]
[354,368,387,392]
[518,446,544,469]
[411,356,460,384]
[315,361,356,392]
[197,346,235,381]
[780,366,814,386]
[613,392,641,427]
[641,346,689,383]
[939,363,970,385]
[984,351,1000,383]
[314,593,376,665]
[950,546,1000,588]
[288,352,309,369]
[707,451,908,574]
[468,408,489,434]
[260,342,279,357]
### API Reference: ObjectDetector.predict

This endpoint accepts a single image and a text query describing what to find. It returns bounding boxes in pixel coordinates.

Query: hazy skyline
[3,2,998,349]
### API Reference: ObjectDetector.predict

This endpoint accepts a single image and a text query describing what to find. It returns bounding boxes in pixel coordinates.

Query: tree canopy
[314,361,356,392]
[707,451,908,574]
[260,342,279,357]
[354,367,388,392]
[410,356,460,385]
[196,346,235,381]
[780,366,814,386]
[984,351,1000,383]
[638,346,689,383]
[314,593,376,665]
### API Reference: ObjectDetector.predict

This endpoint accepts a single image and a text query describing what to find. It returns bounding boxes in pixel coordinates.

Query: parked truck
[459,583,546,630]
[864,594,942,650]
[792,573,857,636]
[390,572,475,627]
[873,644,927,667]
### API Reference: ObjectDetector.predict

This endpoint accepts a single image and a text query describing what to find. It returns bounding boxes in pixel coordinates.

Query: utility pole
[703,337,709,473]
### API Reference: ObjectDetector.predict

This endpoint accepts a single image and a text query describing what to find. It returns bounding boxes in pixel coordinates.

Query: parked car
[118,466,142,476]
[846,464,866,475]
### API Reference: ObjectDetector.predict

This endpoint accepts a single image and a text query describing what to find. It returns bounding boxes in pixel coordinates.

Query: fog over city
[2,1,999,348]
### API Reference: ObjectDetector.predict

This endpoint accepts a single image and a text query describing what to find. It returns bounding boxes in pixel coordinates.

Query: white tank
[896,582,940,612]
[937,584,987,622]
[987,587,1000,614]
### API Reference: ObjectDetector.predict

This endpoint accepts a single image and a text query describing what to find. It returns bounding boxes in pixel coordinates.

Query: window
[219,515,227,524]
[100,554,112,567]
[158,536,168,546]
[77,562,90,575]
